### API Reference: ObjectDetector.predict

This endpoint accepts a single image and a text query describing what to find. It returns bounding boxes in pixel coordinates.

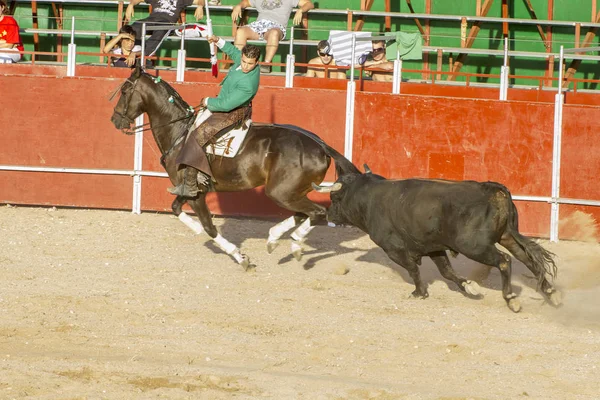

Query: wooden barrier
[1,65,600,239]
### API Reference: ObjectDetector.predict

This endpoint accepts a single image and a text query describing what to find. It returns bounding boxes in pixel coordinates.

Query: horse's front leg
[171,195,255,271]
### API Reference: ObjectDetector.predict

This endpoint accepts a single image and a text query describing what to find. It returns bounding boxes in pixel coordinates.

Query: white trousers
[0,48,22,63]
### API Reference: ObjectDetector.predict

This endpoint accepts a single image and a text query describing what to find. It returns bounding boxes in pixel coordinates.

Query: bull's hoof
[411,289,429,299]
[266,240,279,254]
[507,298,522,313]
[547,289,563,308]
[462,280,482,296]
[240,255,256,272]
[291,240,303,261]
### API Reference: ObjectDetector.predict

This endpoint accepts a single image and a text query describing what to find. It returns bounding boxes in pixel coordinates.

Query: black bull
[314,169,562,312]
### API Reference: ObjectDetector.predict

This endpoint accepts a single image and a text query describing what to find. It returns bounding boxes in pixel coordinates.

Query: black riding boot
[167,167,200,198]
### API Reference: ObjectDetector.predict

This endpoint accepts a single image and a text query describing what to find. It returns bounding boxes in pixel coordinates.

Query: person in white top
[103,25,142,68]
[231,0,314,73]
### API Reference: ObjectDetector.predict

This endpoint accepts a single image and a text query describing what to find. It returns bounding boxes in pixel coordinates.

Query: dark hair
[242,44,261,61]
[0,0,8,13]
[372,40,386,47]
[317,40,331,55]
[119,24,136,38]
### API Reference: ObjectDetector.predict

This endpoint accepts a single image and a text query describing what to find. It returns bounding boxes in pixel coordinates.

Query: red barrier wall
[1,65,600,239]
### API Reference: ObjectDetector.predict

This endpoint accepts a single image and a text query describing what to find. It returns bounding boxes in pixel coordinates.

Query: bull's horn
[312,182,343,193]
[364,164,372,174]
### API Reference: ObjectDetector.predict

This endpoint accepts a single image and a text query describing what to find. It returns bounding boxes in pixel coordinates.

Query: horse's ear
[364,164,372,174]
[133,60,143,78]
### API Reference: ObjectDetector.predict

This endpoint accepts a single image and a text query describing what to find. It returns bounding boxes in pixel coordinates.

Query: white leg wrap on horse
[291,218,315,242]
[268,216,297,242]
[178,212,205,235]
[214,233,239,256]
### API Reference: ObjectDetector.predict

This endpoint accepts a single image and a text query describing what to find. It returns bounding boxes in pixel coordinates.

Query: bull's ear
[364,164,372,174]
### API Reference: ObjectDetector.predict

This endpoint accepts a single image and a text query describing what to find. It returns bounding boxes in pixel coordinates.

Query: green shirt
[206,42,260,112]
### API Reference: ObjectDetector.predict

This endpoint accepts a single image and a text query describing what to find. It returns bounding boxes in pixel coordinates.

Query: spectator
[305,40,346,79]
[361,39,394,82]
[103,25,142,67]
[125,0,205,57]
[0,0,24,64]
[231,0,314,73]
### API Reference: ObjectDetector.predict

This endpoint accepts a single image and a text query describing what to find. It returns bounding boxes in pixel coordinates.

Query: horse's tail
[276,124,360,177]
[321,142,361,177]
[502,187,558,287]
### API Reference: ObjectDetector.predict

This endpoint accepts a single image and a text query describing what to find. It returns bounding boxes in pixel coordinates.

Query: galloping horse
[110,66,359,270]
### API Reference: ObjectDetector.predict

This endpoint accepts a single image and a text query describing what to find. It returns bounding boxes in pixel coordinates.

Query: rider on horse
[168,35,261,197]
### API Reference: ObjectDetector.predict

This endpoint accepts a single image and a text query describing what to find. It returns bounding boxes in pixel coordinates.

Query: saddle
[190,108,252,158]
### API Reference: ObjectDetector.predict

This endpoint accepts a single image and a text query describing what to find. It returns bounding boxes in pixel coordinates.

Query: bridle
[111,75,202,136]
[111,78,140,134]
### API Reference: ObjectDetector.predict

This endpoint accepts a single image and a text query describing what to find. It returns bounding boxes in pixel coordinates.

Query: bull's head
[110,65,145,134]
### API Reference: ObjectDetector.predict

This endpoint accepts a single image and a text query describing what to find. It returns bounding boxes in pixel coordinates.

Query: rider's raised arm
[213,37,242,64]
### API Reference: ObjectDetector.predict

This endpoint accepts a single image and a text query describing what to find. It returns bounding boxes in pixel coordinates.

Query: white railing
[3,17,600,241]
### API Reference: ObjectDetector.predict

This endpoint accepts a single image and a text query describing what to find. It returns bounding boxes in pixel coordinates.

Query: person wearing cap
[305,40,346,79]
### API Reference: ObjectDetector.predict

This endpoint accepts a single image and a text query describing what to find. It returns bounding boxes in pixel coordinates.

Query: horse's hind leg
[266,189,326,261]
[428,251,482,296]
[172,194,254,271]
[266,213,306,254]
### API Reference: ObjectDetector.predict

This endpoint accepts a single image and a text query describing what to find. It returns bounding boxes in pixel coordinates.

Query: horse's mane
[141,71,194,118]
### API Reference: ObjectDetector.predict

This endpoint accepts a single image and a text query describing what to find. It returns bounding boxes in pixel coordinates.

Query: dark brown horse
[110,66,359,269]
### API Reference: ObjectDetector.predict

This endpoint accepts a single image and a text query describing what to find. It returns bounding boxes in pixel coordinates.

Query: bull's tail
[504,189,558,287]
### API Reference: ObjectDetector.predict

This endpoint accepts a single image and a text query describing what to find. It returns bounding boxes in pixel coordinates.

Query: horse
[110,66,359,270]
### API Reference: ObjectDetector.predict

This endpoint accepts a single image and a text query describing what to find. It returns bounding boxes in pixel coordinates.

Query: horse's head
[110,65,146,134]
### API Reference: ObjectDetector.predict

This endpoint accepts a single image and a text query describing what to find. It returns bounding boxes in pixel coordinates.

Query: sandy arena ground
[0,205,599,399]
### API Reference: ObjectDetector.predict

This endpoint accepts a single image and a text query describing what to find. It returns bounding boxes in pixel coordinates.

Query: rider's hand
[194,5,204,20]
[293,9,303,25]
[231,5,242,22]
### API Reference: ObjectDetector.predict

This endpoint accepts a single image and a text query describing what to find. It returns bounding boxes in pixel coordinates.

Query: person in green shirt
[168,35,261,198]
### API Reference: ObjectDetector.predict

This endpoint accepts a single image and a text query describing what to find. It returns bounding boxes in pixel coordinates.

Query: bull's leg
[461,247,521,312]
[499,235,562,307]
[428,251,482,296]
[385,250,428,299]
[266,213,305,254]
[171,195,255,271]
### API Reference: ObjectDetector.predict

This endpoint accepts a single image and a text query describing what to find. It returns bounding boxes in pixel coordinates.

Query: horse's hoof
[462,280,482,296]
[507,298,522,313]
[267,240,279,254]
[240,255,255,272]
[291,241,303,261]
[548,290,563,307]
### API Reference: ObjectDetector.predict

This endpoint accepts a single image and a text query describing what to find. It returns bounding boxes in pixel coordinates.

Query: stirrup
[167,183,200,198]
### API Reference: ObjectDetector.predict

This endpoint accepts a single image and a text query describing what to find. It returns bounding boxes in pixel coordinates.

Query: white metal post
[176,25,186,82]
[550,46,565,242]
[344,34,357,161]
[132,115,144,214]
[66,16,76,77]
[140,23,147,68]
[499,37,509,100]
[285,27,295,87]
[392,48,402,94]
[285,54,295,88]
